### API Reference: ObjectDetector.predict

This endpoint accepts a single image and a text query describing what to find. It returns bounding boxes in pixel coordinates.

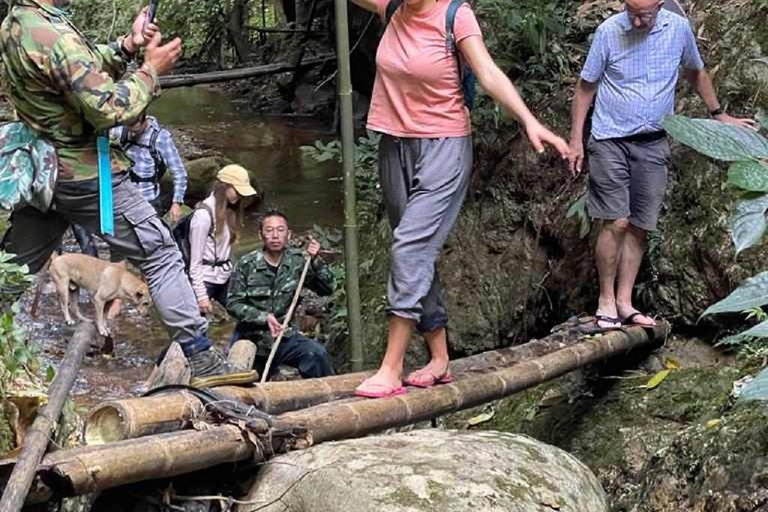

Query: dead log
[84,323,598,444]
[0,323,98,512]
[26,324,672,500]
[159,54,334,89]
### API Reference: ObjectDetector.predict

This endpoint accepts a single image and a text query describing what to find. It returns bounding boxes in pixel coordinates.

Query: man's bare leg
[616,224,656,325]
[595,219,630,327]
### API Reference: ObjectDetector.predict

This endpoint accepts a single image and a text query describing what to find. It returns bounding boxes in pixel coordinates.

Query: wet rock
[238,430,608,512]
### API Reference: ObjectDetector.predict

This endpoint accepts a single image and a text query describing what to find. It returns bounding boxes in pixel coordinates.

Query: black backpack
[385,0,477,110]
[172,203,216,272]
[119,126,168,187]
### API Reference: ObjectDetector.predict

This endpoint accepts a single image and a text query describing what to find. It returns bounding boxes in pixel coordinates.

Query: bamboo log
[35,323,667,499]
[84,322,666,444]
[281,323,669,443]
[42,426,255,497]
[84,331,580,443]
[158,55,334,89]
[0,323,97,512]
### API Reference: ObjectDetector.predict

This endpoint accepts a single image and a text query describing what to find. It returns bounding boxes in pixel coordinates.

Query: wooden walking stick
[0,322,97,512]
[260,254,312,384]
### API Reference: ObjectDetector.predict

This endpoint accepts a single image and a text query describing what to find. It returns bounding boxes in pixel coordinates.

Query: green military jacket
[0,0,158,180]
[227,248,335,354]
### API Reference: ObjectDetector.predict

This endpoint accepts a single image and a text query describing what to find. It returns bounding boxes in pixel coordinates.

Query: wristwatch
[709,107,724,118]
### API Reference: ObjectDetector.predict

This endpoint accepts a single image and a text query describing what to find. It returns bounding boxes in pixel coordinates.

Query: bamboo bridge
[0,319,668,507]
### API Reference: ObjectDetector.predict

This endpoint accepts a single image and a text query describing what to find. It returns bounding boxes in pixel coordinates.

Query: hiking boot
[187,347,258,387]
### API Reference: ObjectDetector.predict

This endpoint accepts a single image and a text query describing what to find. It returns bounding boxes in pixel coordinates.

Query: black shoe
[187,347,258,387]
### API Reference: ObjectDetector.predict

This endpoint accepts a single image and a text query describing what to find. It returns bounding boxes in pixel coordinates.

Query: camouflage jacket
[227,248,335,353]
[0,0,159,180]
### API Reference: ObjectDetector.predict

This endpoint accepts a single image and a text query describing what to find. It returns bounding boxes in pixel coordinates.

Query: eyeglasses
[627,5,660,23]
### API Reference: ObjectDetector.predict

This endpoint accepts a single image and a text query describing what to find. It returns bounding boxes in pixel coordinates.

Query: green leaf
[46,365,56,382]
[662,115,768,161]
[727,160,768,192]
[732,319,768,339]
[739,367,768,402]
[703,271,768,316]
[730,194,768,254]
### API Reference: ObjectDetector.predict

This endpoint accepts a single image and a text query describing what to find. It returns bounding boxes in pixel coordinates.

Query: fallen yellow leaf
[644,369,671,390]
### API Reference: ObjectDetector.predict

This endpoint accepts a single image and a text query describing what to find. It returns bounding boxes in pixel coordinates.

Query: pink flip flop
[404,368,454,388]
[354,381,408,399]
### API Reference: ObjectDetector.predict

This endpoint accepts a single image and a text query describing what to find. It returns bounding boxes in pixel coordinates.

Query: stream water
[20,86,343,409]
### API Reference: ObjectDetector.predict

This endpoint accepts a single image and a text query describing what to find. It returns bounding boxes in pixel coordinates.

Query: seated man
[227,210,335,379]
[111,111,187,223]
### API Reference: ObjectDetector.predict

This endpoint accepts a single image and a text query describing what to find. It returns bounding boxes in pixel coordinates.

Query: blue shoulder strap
[445,0,468,53]
[97,134,114,235]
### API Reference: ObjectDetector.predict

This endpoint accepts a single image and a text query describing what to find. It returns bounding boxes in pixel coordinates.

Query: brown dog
[48,253,151,337]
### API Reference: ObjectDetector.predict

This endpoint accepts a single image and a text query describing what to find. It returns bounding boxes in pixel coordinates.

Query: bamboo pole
[158,54,333,88]
[0,322,97,512]
[281,323,669,443]
[83,333,572,443]
[84,323,667,443]
[32,323,667,499]
[334,0,364,372]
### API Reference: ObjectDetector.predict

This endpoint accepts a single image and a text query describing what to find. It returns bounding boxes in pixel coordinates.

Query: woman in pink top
[352,0,570,398]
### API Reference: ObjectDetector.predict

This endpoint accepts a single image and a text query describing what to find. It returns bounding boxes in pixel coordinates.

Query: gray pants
[379,134,473,332]
[1,174,210,355]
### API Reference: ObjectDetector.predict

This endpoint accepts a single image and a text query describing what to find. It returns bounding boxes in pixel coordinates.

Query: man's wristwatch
[709,107,724,118]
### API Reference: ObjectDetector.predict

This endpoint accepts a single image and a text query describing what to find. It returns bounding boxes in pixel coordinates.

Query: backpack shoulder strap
[445,0,469,53]
[119,126,130,148]
[385,0,403,25]
[195,203,216,237]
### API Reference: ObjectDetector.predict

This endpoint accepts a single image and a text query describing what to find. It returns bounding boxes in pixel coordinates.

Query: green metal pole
[333,0,364,371]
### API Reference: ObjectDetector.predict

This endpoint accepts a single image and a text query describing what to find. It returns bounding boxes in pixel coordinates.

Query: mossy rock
[240,430,609,512]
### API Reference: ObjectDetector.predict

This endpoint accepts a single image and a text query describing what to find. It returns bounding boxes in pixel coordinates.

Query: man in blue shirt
[568,0,756,329]
[111,112,187,223]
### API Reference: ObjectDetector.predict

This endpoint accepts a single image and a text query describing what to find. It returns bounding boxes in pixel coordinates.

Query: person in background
[111,111,187,223]
[227,210,335,380]
[189,165,257,314]
[348,0,570,398]
[567,0,757,331]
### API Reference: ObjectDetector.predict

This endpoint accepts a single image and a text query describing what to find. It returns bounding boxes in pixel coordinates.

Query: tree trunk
[227,0,251,63]
[0,323,98,512]
[158,55,334,88]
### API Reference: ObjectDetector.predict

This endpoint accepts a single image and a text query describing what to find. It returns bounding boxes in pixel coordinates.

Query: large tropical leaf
[703,271,768,316]
[728,160,768,192]
[662,115,768,161]
[730,194,768,254]
[739,367,768,402]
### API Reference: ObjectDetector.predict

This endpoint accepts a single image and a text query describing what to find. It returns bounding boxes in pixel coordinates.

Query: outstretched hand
[715,113,759,131]
[525,121,571,160]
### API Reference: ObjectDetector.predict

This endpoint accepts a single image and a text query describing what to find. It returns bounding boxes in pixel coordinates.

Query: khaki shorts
[586,134,671,231]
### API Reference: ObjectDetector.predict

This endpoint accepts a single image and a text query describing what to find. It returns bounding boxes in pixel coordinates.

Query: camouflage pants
[1,174,211,355]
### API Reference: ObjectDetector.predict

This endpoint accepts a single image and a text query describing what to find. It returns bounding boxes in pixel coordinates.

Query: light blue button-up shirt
[581,9,705,140]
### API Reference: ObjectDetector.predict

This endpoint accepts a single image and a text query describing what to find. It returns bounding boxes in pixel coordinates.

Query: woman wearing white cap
[188,164,258,314]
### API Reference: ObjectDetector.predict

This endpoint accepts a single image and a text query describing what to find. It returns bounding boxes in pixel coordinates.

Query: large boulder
[237,430,608,512]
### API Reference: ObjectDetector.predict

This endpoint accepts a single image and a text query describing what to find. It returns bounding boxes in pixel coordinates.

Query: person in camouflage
[0,0,243,379]
[227,210,335,379]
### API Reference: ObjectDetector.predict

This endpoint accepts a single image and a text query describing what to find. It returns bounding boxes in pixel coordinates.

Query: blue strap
[445,0,467,52]
[97,135,114,235]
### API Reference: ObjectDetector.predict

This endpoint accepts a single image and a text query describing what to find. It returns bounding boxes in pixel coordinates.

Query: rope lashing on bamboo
[142,385,309,461]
